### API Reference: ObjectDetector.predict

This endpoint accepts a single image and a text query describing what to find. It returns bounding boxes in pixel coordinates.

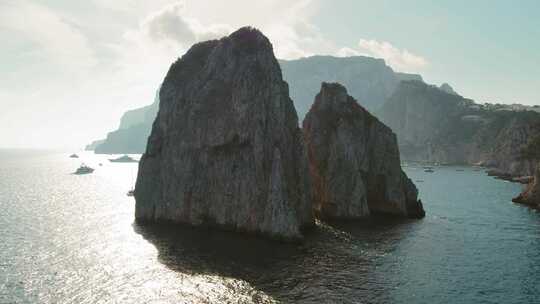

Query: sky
[1,0,539,149]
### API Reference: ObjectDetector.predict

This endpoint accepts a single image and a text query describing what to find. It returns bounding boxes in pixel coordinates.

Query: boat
[74,164,94,175]
[69,154,79,158]
[109,155,138,163]
[424,169,435,173]
[127,190,134,197]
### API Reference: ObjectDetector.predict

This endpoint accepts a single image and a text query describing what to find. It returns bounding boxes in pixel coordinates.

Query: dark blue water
[1,150,539,303]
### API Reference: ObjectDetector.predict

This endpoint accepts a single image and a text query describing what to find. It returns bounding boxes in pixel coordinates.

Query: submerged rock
[512,163,540,207]
[303,82,425,219]
[134,27,313,240]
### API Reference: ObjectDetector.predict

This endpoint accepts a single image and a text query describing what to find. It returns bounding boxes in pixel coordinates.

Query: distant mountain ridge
[378,80,540,177]
[93,90,159,154]
[279,55,423,118]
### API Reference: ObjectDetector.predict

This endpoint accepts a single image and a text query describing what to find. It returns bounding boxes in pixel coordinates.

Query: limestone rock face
[378,80,540,178]
[134,27,313,239]
[279,56,424,119]
[513,163,540,207]
[439,83,459,96]
[94,90,159,154]
[303,82,425,219]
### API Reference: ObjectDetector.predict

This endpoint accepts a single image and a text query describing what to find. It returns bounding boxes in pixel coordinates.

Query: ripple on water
[1,152,539,303]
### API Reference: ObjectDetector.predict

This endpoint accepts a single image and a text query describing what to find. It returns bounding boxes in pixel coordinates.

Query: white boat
[74,164,94,175]
[109,155,138,163]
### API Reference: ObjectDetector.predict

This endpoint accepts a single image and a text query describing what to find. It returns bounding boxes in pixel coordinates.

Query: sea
[1,149,539,304]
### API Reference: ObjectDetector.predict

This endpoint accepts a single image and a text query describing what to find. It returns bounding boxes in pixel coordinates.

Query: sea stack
[134,27,313,239]
[512,163,540,208]
[303,82,425,219]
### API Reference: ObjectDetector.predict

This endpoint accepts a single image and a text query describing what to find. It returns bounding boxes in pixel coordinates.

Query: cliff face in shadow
[85,139,104,151]
[92,91,159,154]
[280,55,423,119]
[378,80,540,177]
[135,27,313,240]
[303,83,424,219]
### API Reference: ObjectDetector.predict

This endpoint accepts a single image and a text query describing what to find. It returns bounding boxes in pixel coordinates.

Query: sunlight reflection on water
[1,150,539,304]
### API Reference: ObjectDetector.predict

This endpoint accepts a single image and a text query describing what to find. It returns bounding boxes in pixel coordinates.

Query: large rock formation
[280,55,423,119]
[378,80,540,177]
[135,27,313,239]
[303,82,425,219]
[513,163,540,207]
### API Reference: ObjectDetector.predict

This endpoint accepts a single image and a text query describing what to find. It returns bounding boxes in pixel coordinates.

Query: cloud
[0,0,97,71]
[356,39,428,71]
[336,47,361,57]
[121,0,330,60]
[138,2,232,49]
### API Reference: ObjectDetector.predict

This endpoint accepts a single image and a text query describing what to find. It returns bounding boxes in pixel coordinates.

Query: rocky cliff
[85,139,105,151]
[303,82,424,219]
[93,91,159,154]
[135,27,313,240]
[512,163,540,207]
[512,135,540,206]
[118,96,159,130]
[439,83,459,96]
[513,162,540,207]
[378,80,540,177]
[280,56,423,119]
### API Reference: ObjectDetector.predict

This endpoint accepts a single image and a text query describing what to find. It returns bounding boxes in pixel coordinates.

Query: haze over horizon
[1,0,539,149]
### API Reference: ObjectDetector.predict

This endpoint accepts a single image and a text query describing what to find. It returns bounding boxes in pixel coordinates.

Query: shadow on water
[133,216,419,303]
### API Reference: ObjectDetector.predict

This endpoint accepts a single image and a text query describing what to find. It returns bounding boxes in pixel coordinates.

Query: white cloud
[140,2,232,48]
[118,0,331,60]
[337,40,428,72]
[356,39,428,72]
[336,47,361,57]
[0,0,97,71]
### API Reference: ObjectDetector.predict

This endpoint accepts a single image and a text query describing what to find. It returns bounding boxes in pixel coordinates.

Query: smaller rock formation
[303,82,425,219]
[513,163,540,207]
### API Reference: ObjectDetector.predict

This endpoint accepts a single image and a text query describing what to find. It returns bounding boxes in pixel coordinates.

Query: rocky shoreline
[512,163,540,208]
[378,80,540,181]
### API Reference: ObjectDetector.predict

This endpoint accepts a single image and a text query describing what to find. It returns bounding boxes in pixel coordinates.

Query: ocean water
[1,150,539,304]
